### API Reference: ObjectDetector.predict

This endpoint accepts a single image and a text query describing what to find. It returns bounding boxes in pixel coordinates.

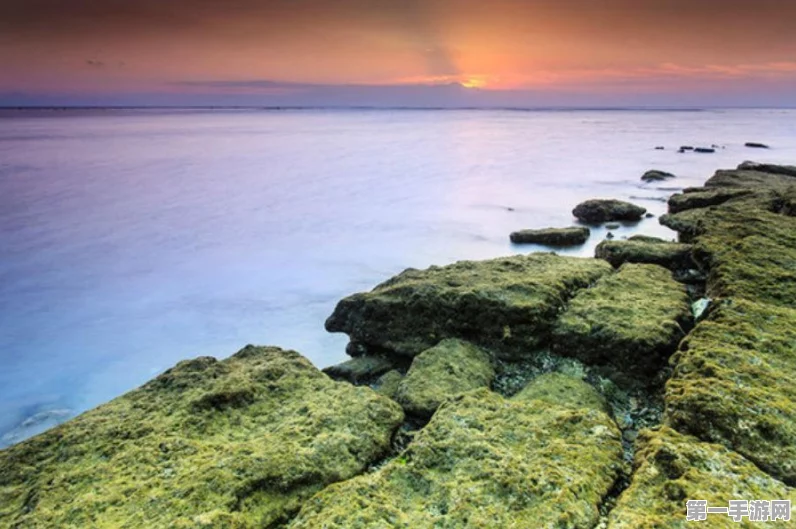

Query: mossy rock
[326,253,612,359]
[737,161,796,176]
[691,201,796,308]
[667,188,753,214]
[290,383,624,529]
[514,372,611,415]
[595,239,694,271]
[572,199,647,224]
[608,427,795,528]
[0,346,404,528]
[665,299,796,485]
[374,370,404,400]
[659,209,711,242]
[706,168,796,189]
[323,355,396,383]
[509,226,590,246]
[552,263,691,377]
[628,234,669,244]
[641,170,675,182]
[395,339,495,418]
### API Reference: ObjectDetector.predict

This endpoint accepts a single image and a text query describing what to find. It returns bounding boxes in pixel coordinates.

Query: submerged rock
[608,427,796,528]
[666,299,796,485]
[745,142,770,149]
[552,263,691,378]
[694,147,715,153]
[290,383,623,528]
[0,346,403,528]
[605,222,621,230]
[326,253,612,359]
[322,355,395,383]
[395,338,494,417]
[641,170,675,182]
[595,239,694,271]
[572,199,647,223]
[509,226,590,246]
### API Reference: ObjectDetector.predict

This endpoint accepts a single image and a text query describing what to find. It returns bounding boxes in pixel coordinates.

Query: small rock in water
[745,142,770,149]
[645,213,655,218]
[641,170,676,182]
[694,147,715,153]
[572,199,646,223]
[605,223,621,230]
[606,232,615,240]
[680,146,694,151]
[654,146,665,150]
[510,226,590,246]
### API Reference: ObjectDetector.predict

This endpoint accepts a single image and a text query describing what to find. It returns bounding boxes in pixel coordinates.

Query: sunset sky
[2,0,796,107]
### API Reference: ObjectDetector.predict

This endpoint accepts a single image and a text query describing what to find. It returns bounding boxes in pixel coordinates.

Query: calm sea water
[1,108,795,445]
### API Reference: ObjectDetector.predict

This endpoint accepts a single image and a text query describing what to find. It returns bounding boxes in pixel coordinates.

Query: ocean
[1,107,795,445]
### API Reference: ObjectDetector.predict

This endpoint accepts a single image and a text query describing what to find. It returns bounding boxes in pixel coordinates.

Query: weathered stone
[326,253,612,359]
[665,299,796,485]
[552,264,691,377]
[628,234,668,244]
[290,383,624,529]
[509,226,590,246]
[572,199,647,223]
[595,239,694,271]
[608,427,796,528]
[641,170,676,182]
[323,355,395,383]
[0,346,404,528]
[395,339,494,417]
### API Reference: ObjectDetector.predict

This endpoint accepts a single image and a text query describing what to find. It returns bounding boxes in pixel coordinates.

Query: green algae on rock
[395,338,495,417]
[608,427,796,529]
[552,263,691,378]
[326,253,612,359]
[0,346,403,528]
[665,299,796,486]
[595,239,694,271]
[509,226,590,246]
[290,382,624,529]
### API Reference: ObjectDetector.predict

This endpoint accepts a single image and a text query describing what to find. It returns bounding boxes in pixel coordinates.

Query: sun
[460,76,487,89]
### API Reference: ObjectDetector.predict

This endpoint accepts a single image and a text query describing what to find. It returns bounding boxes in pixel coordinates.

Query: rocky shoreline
[1,162,795,528]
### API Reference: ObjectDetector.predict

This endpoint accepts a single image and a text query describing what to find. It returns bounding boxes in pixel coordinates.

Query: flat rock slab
[289,381,623,529]
[608,427,795,528]
[395,338,495,417]
[573,199,647,223]
[510,226,590,246]
[552,263,691,377]
[595,239,694,270]
[322,355,395,383]
[0,346,403,528]
[665,299,796,485]
[326,253,612,359]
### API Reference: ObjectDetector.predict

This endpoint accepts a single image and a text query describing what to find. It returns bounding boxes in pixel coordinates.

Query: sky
[2,0,796,107]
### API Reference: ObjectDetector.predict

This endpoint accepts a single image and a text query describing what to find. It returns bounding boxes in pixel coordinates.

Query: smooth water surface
[1,108,795,444]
